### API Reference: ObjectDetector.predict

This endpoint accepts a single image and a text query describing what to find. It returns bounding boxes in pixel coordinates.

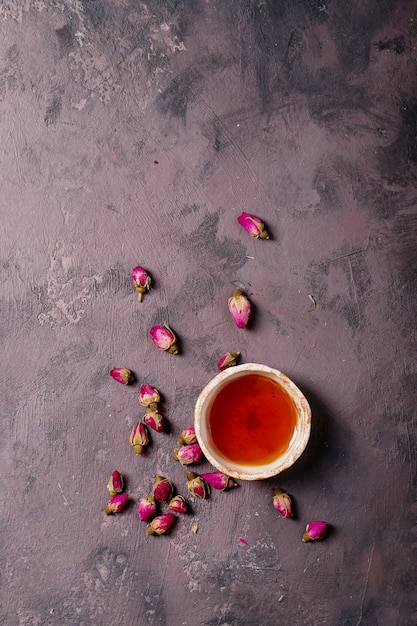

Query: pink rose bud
[177,427,197,445]
[132,265,151,302]
[302,520,328,542]
[173,443,203,465]
[139,384,161,407]
[152,476,174,502]
[273,488,292,519]
[104,493,129,515]
[137,495,157,522]
[110,367,134,385]
[143,411,164,433]
[149,324,178,354]
[129,422,150,455]
[186,472,210,499]
[200,471,237,491]
[107,470,124,497]
[147,512,175,536]
[168,495,188,514]
[237,212,269,239]
[217,351,240,371]
[228,289,251,328]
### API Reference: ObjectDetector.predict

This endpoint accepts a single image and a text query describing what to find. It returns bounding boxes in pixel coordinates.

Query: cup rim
[194,363,311,480]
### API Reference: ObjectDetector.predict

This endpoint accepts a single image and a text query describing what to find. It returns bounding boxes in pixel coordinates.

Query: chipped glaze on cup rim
[194,363,311,481]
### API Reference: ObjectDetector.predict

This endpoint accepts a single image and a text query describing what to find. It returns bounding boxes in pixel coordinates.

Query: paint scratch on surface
[355,533,376,626]
[57,481,69,506]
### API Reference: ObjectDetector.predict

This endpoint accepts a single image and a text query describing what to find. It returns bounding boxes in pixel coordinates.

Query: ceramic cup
[194,363,311,480]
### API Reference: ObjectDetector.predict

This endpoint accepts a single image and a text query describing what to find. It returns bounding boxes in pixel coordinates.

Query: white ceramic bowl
[194,363,311,480]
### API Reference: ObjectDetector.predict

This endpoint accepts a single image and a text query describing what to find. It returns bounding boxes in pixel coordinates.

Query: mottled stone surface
[1,1,416,624]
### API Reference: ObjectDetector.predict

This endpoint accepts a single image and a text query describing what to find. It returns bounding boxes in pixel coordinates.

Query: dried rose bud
[152,476,174,502]
[237,212,269,239]
[228,289,251,329]
[173,443,203,465]
[150,324,178,354]
[110,367,134,385]
[143,411,164,433]
[302,520,328,542]
[107,470,124,497]
[137,495,157,522]
[273,488,292,519]
[177,427,197,445]
[168,495,188,514]
[200,471,237,491]
[217,351,240,371]
[129,422,150,455]
[132,265,151,302]
[186,472,210,499]
[139,384,161,407]
[147,512,175,536]
[105,493,129,515]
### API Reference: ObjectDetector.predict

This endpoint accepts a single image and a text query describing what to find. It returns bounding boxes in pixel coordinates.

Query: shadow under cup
[194,363,311,480]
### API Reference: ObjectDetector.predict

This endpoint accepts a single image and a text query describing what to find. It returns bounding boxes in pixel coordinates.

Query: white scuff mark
[57,481,69,506]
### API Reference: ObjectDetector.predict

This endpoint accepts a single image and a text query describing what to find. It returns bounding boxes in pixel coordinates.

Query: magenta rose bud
[173,443,203,465]
[147,513,175,536]
[186,472,210,499]
[105,493,129,515]
[200,471,237,491]
[152,476,174,502]
[132,265,151,302]
[302,520,328,542]
[149,324,178,354]
[177,427,197,445]
[273,488,292,519]
[168,495,188,514]
[129,422,150,455]
[217,352,240,371]
[228,289,251,328]
[143,411,164,433]
[237,212,269,239]
[139,384,161,407]
[110,367,134,385]
[137,496,157,522]
[107,470,124,497]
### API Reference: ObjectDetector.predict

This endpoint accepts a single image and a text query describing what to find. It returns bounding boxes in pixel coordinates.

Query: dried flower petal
[168,495,188,514]
[302,520,328,542]
[105,493,129,515]
[228,289,251,329]
[147,512,175,536]
[273,488,292,519]
[137,495,157,522]
[129,422,150,455]
[191,522,199,534]
[139,384,161,407]
[107,470,124,496]
[149,324,178,354]
[200,471,237,491]
[177,427,197,445]
[132,265,151,302]
[152,476,174,502]
[173,443,203,465]
[237,212,269,239]
[217,352,240,371]
[110,367,134,385]
[186,472,210,499]
[143,411,165,433]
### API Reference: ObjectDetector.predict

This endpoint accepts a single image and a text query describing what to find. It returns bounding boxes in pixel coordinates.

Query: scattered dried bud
[168,495,188,514]
[139,384,161,407]
[200,471,237,491]
[273,488,292,519]
[147,512,175,536]
[191,522,199,534]
[129,422,150,455]
[137,495,157,522]
[217,352,240,371]
[186,472,210,499]
[143,411,164,433]
[228,289,251,329]
[173,443,204,465]
[152,476,174,502]
[107,470,124,496]
[105,493,129,515]
[150,324,178,354]
[177,427,197,445]
[237,212,269,239]
[302,520,328,542]
[110,367,134,385]
[132,265,151,302]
